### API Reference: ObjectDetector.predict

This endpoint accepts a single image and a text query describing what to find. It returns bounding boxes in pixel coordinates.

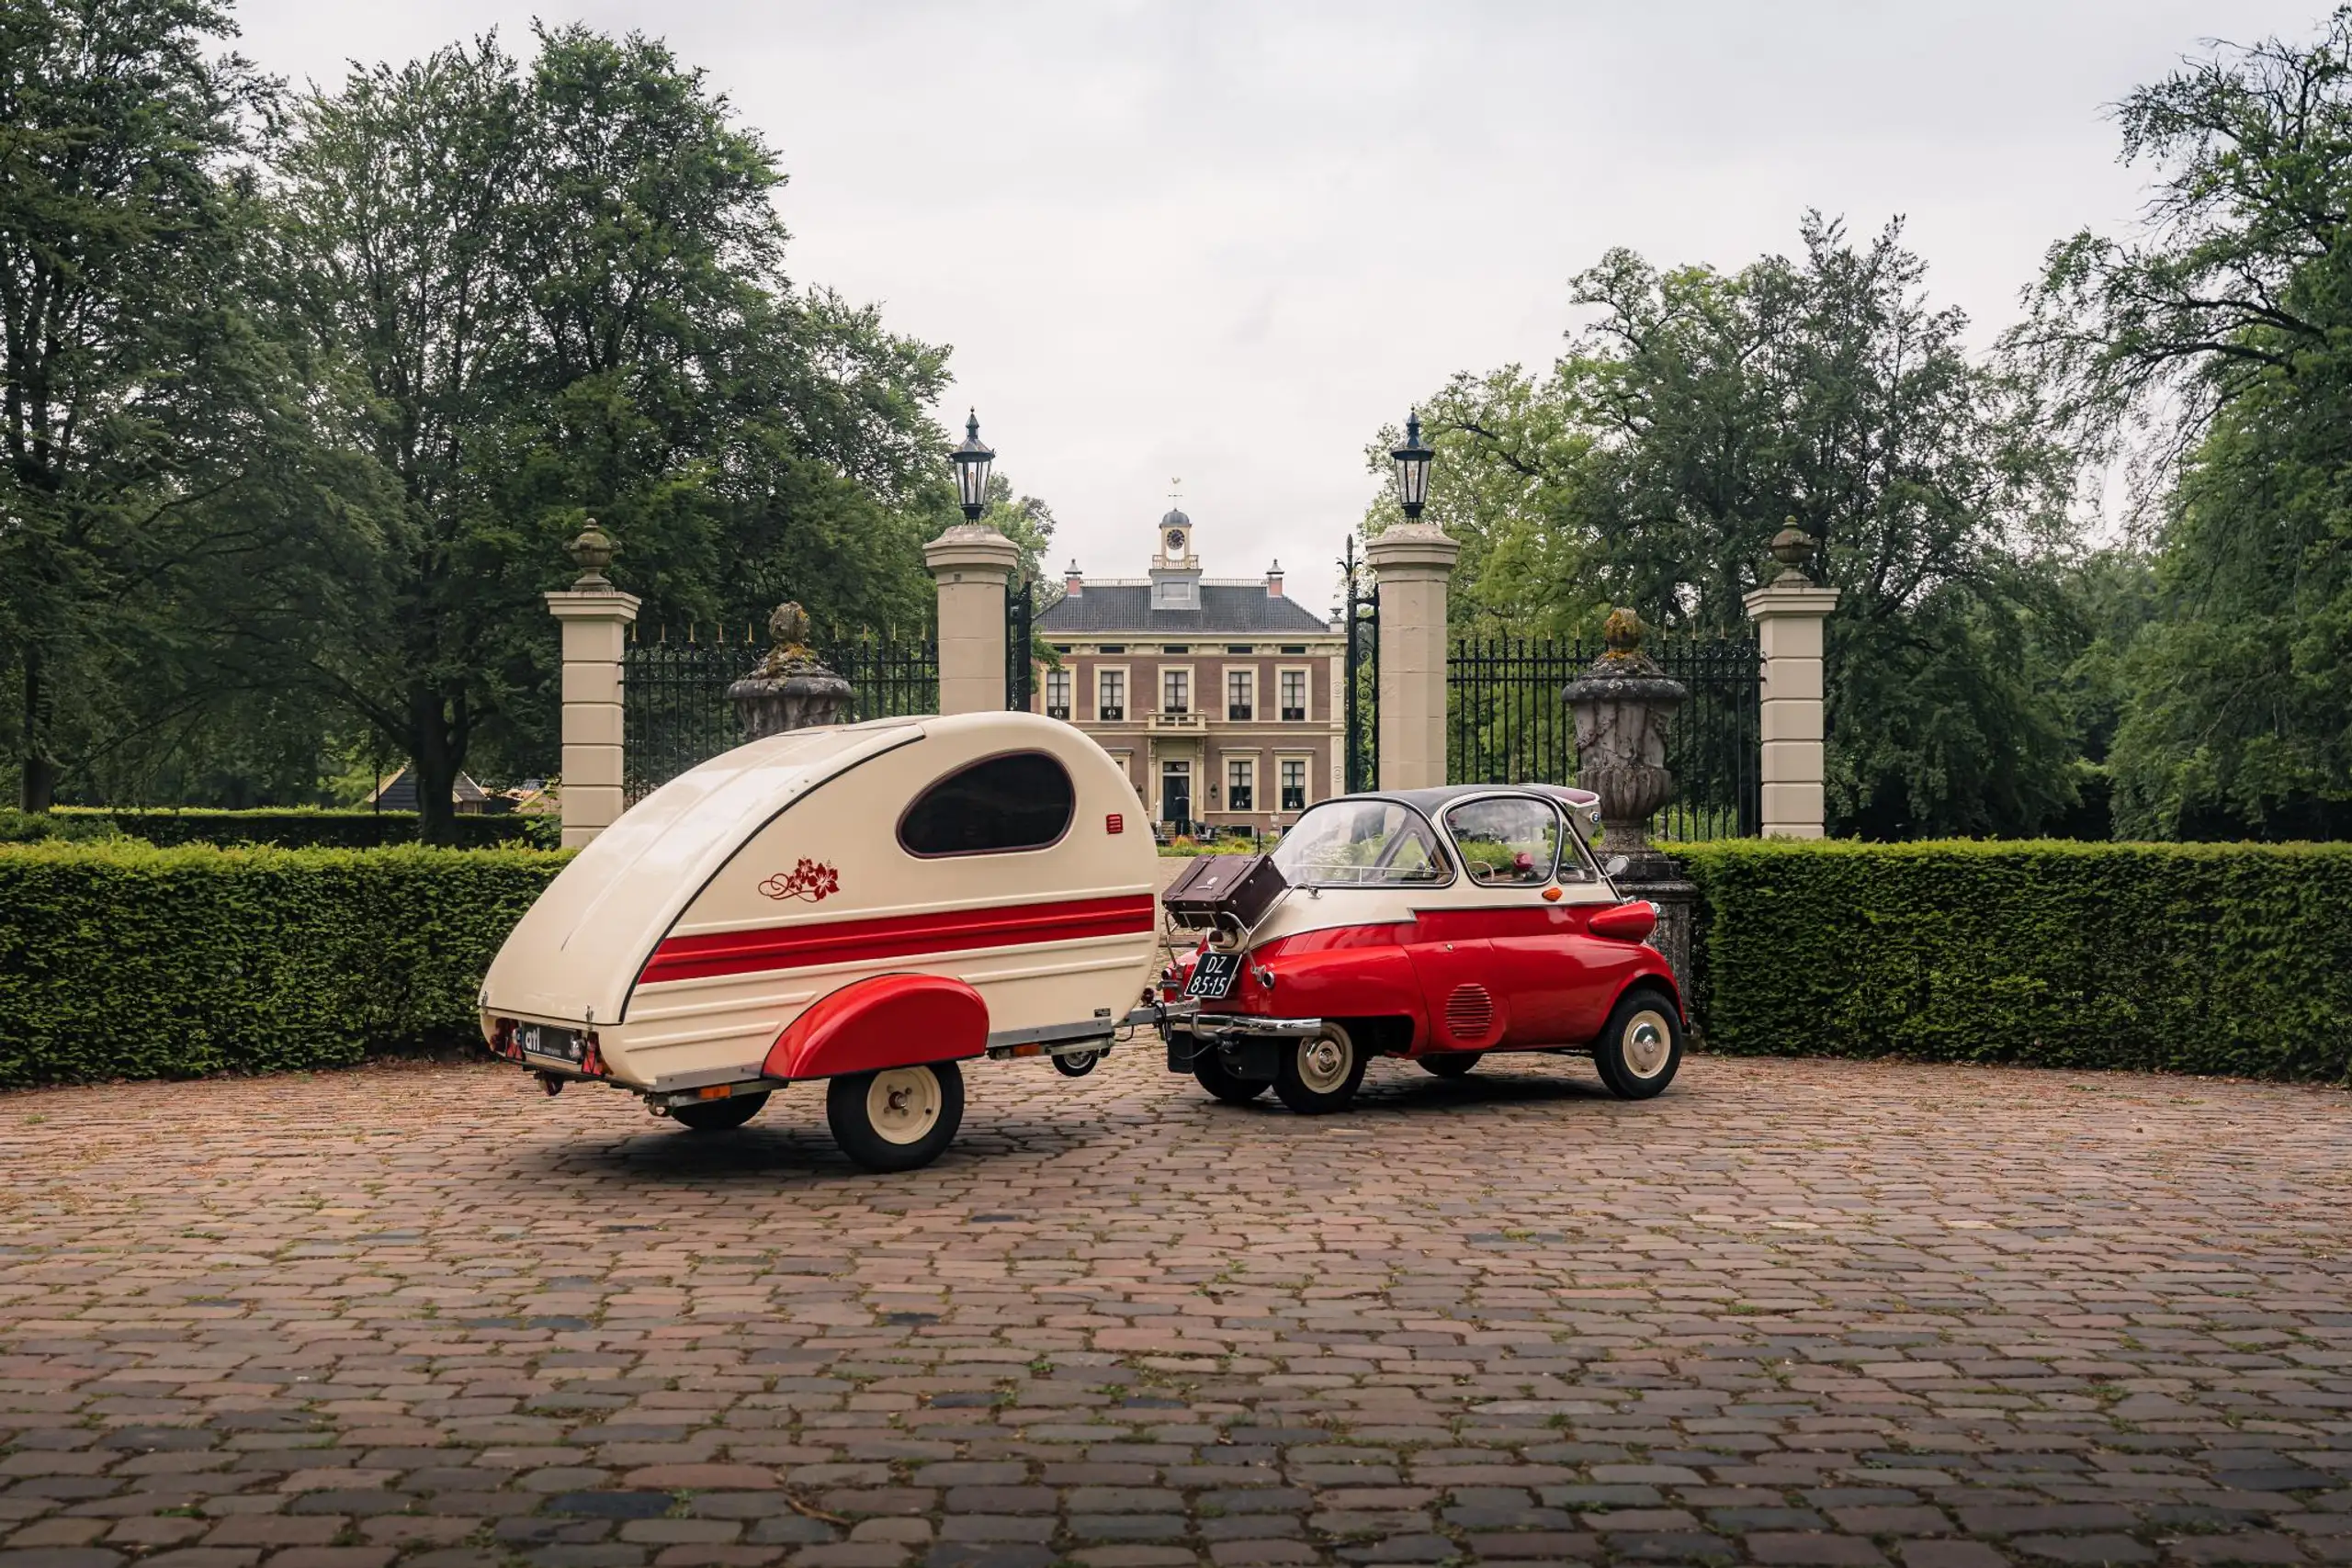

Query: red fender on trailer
[763,973,989,1081]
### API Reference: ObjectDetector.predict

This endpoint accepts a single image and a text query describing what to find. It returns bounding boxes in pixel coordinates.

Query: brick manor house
[1032,506,1345,835]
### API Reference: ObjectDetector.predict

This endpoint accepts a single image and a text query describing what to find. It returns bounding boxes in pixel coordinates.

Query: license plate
[517,1023,583,1063]
[1186,952,1243,999]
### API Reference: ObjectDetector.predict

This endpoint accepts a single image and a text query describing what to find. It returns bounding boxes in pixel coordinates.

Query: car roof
[1340,783,1599,814]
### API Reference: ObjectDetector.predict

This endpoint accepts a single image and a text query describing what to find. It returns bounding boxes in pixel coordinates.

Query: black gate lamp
[1391,408,1434,522]
[952,409,995,523]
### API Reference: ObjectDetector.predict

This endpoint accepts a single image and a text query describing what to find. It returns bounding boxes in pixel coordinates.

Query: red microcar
[1157,784,1684,1112]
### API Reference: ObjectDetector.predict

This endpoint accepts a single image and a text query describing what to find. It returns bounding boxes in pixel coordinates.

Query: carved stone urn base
[729,669,853,739]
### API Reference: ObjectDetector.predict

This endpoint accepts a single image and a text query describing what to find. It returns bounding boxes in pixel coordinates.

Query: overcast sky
[236,0,2316,609]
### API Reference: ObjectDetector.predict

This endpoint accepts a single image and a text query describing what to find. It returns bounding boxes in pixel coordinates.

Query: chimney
[1064,558,1083,597]
[1265,558,1283,598]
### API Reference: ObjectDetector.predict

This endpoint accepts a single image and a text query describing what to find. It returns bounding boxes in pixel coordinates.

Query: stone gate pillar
[924,523,1019,716]
[545,524,640,849]
[1743,529,1840,839]
[1364,522,1461,791]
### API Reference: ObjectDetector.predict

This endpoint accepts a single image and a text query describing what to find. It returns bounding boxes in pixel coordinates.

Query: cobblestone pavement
[4,1050,2350,1568]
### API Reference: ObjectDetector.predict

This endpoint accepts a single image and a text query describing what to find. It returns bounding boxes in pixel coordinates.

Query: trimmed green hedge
[0,841,566,1087]
[1679,839,2352,1083]
[48,806,551,850]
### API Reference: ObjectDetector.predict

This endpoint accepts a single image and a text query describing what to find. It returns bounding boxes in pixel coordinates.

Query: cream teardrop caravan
[480,712,1160,1169]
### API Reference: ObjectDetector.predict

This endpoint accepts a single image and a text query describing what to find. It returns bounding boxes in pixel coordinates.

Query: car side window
[899,751,1075,856]
[1443,796,1561,887]
[1555,812,1600,881]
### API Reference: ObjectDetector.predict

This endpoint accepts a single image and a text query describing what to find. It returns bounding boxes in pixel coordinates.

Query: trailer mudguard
[763,973,989,1081]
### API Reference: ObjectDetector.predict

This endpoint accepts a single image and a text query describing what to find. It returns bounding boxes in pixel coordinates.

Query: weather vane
[1169,479,1182,505]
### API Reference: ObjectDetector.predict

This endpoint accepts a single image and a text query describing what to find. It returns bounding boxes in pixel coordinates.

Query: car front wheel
[826,1062,965,1172]
[1274,1022,1367,1114]
[1593,990,1682,1100]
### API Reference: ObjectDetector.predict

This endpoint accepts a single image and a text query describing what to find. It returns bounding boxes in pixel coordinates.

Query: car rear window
[898,751,1075,856]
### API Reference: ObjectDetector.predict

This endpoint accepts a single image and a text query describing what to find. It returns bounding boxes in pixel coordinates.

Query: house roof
[368,765,491,811]
[1039,582,1333,637]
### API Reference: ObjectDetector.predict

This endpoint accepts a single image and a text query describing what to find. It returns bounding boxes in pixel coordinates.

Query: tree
[2016,12,2352,838]
[0,0,356,810]
[277,26,950,837]
[1375,216,2086,837]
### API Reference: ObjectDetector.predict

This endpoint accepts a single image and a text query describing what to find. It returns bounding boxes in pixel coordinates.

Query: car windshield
[1271,799,1451,886]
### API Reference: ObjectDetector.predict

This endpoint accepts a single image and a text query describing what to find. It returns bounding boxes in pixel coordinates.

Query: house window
[1280,759,1306,812]
[1280,669,1306,722]
[1227,758,1254,812]
[1045,669,1071,720]
[1227,669,1253,721]
[1163,669,1189,714]
[1098,670,1125,722]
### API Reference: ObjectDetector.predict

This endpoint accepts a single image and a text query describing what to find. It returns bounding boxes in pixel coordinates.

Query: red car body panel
[1193,908,1679,1055]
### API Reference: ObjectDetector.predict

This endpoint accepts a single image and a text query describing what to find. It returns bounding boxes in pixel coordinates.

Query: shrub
[1678,839,2352,1083]
[0,841,567,1088]
[48,806,548,850]
[0,807,124,844]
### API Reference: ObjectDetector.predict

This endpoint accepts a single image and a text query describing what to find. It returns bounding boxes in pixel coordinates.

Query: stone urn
[1564,607,1698,1000]
[729,603,853,739]
[566,520,616,588]
[1562,607,1687,867]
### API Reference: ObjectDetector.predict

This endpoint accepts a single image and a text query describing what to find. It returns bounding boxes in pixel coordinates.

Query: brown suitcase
[1160,853,1289,932]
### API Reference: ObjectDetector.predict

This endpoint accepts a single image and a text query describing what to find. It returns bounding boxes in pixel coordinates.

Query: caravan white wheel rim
[1623,1010,1673,1078]
[865,1068,942,1145]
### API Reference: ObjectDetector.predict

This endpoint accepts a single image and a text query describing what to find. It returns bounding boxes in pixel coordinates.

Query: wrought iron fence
[1447,633,1761,840]
[832,637,941,723]
[1340,538,1380,793]
[621,631,938,803]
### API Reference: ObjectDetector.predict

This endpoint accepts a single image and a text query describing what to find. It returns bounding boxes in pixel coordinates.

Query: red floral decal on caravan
[760,859,841,903]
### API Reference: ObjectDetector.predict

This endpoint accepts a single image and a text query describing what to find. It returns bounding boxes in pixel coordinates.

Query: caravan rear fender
[762,973,989,1081]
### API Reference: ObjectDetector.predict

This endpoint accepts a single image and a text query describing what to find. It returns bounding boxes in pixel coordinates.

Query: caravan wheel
[826,1062,965,1172]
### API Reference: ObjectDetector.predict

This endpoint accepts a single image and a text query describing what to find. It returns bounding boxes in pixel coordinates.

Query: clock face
[1167,529,1185,551]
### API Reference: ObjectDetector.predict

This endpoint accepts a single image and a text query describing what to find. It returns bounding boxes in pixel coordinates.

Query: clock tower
[1148,502,1202,609]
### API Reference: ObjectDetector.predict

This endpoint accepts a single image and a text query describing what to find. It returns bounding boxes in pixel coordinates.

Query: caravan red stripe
[638,894,1159,987]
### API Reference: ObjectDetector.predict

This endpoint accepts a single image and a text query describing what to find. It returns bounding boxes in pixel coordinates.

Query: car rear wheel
[1419,1052,1483,1079]
[1274,1022,1367,1114]
[669,1091,769,1131]
[826,1062,965,1172]
[1593,990,1682,1100]
[1189,1037,1267,1104]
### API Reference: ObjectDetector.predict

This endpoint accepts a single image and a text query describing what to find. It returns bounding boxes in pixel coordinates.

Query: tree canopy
[1,9,973,832]
[1378,216,2086,838]
[2015,8,2352,839]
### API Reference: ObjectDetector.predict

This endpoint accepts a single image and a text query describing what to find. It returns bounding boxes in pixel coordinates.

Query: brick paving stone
[4,1054,2350,1568]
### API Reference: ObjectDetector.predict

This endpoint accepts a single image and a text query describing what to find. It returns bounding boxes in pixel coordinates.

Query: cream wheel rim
[865,1067,943,1145]
[1623,1010,1673,1078]
[1296,1029,1353,1093]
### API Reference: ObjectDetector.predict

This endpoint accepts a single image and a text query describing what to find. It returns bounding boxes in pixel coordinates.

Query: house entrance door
[1160,761,1192,836]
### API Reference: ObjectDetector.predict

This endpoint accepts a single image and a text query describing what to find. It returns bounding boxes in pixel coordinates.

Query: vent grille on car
[1443,984,1495,1043]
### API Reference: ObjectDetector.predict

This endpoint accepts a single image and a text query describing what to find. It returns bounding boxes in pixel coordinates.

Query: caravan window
[899,751,1075,857]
